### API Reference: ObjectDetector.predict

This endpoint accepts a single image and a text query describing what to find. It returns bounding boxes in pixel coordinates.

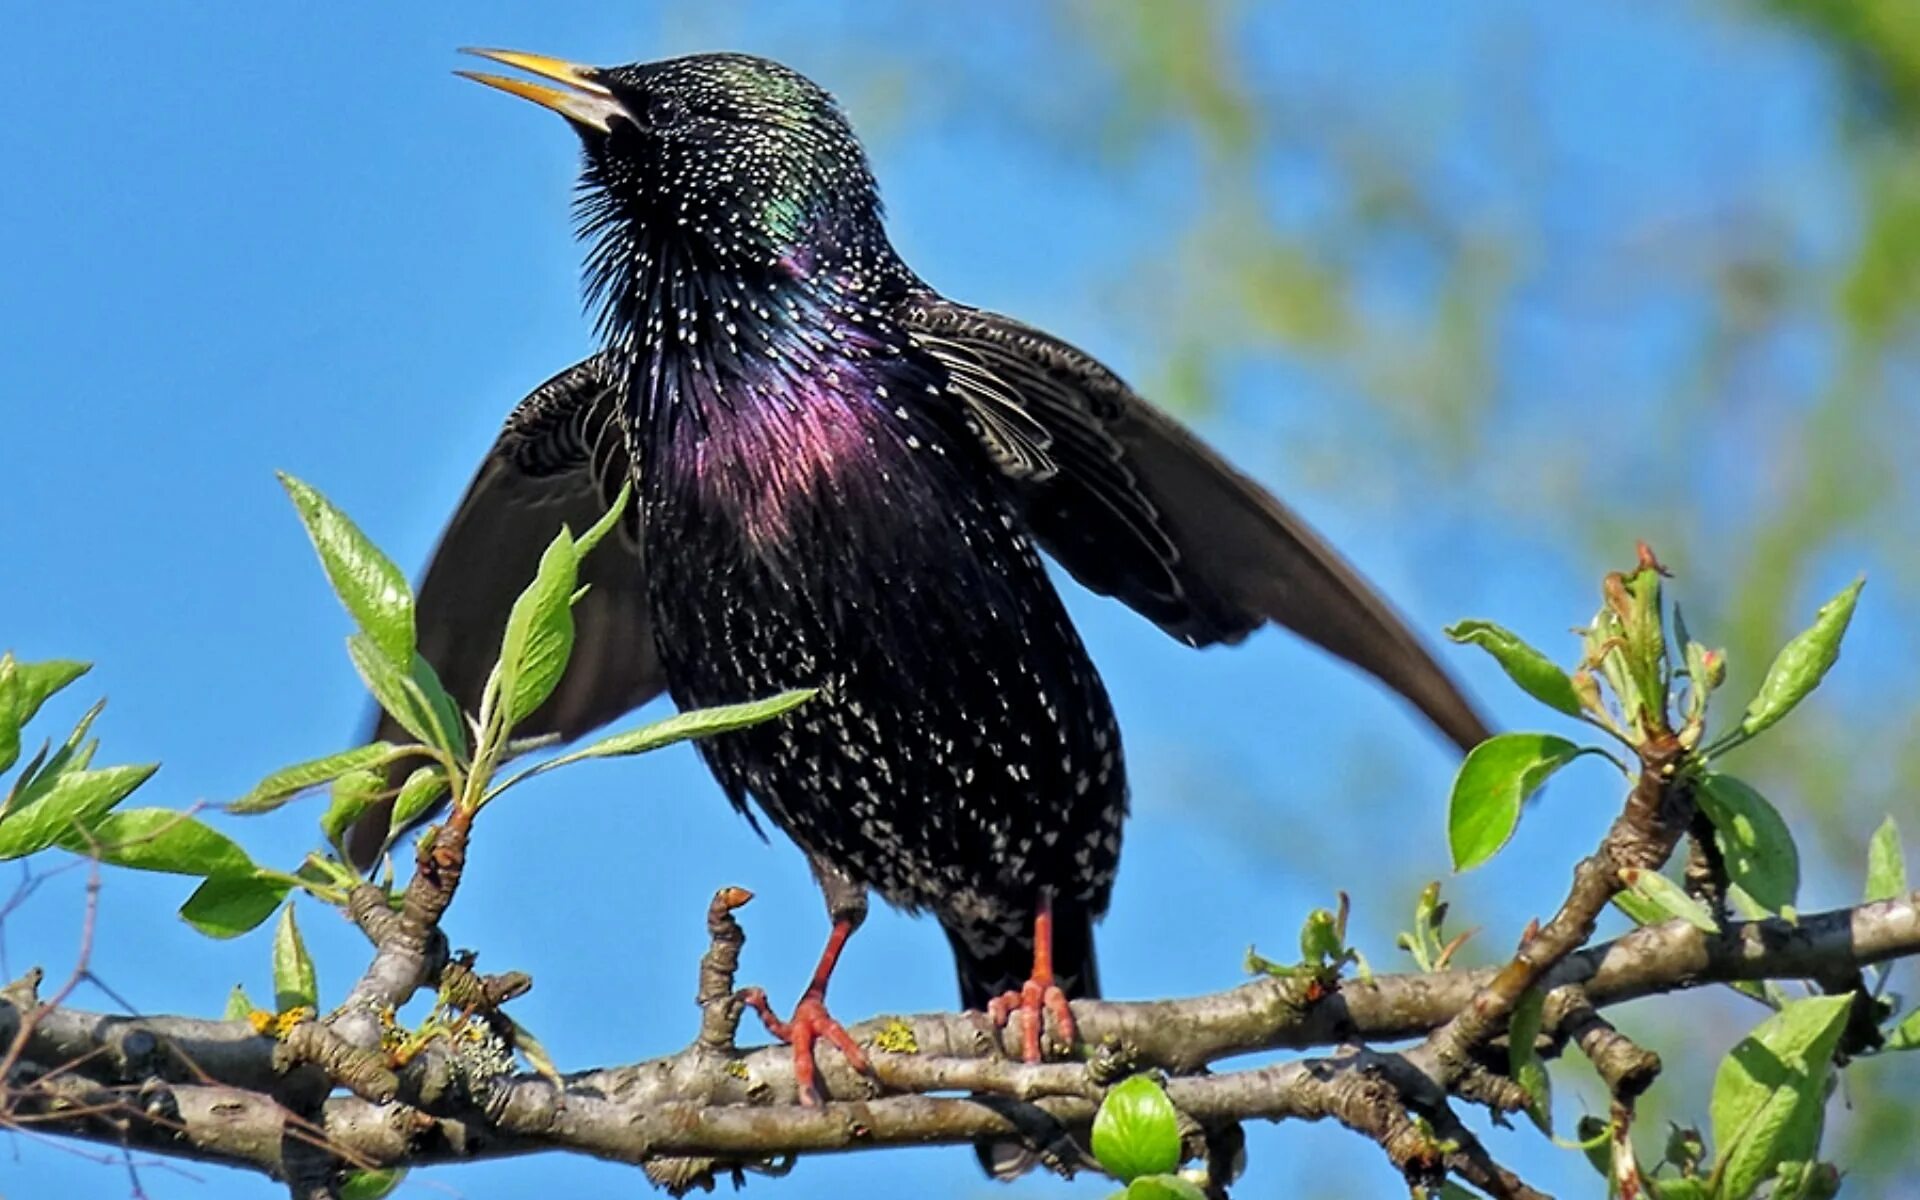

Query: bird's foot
[986,975,1076,1063]
[737,986,872,1105]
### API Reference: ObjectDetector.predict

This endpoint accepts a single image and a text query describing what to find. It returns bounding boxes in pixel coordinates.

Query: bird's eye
[645,92,686,130]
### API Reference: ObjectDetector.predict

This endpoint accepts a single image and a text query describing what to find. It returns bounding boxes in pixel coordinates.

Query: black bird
[351,49,1488,1126]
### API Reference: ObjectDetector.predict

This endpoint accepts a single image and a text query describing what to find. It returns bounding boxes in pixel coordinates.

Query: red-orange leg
[985,889,1077,1062]
[738,918,873,1105]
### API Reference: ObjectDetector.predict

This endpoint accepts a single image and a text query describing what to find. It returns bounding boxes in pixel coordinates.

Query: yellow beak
[457,48,627,133]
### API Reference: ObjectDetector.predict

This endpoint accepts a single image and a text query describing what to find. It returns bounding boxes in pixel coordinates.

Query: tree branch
[7,888,1918,1185]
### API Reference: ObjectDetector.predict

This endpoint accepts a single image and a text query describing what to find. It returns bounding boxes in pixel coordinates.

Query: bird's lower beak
[457,48,628,133]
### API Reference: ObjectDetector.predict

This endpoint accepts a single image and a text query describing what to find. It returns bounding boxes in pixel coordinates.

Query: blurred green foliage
[1029,0,1920,1189]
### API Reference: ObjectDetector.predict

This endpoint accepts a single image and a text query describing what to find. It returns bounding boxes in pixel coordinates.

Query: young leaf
[181,875,290,939]
[1709,994,1852,1200]
[60,808,258,877]
[496,691,818,798]
[1695,773,1800,914]
[1575,1115,1612,1179]
[224,983,258,1023]
[408,654,467,760]
[273,904,319,1012]
[338,1169,407,1200]
[493,529,581,728]
[1507,986,1552,1134]
[1091,1075,1182,1182]
[6,699,106,812]
[1444,620,1582,718]
[1767,1161,1840,1200]
[15,658,90,717]
[346,635,442,751]
[574,482,631,559]
[233,743,396,815]
[0,763,157,860]
[1123,1177,1208,1200]
[1739,578,1864,739]
[1618,868,1719,933]
[387,764,448,834]
[320,768,385,855]
[1712,990,1843,1198]
[1865,815,1907,903]
[0,656,21,776]
[1447,733,1584,872]
[279,473,414,666]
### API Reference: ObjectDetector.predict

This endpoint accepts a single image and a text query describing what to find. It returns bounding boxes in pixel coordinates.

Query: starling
[351,49,1489,1136]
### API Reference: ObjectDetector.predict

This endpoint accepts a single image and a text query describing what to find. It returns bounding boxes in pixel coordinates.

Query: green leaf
[1507,986,1552,1134]
[0,763,157,860]
[1444,620,1582,718]
[1446,733,1584,872]
[1122,1176,1207,1200]
[346,635,442,751]
[1709,994,1852,1200]
[497,691,818,798]
[1618,867,1719,933]
[320,768,385,856]
[180,875,290,938]
[1696,773,1800,914]
[1739,578,1864,739]
[388,764,448,835]
[1649,1180,1709,1200]
[13,658,91,725]
[1865,815,1907,903]
[279,473,414,666]
[233,743,396,815]
[1091,1075,1182,1182]
[60,809,257,877]
[493,529,581,729]
[574,482,631,559]
[0,656,21,776]
[560,690,814,763]
[1767,1161,1841,1200]
[0,657,93,774]
[408,654,467,760]
[5,699,105,813]
[224,983,257,1022]
[338,1169,407,1200]
[273,904,319,1012]
[1575,1115,1612,1179]
[1298,908,1341,964]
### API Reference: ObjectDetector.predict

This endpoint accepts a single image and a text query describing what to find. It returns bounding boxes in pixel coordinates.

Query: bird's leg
[737,856,874,1106]
[986,887,1077,1063]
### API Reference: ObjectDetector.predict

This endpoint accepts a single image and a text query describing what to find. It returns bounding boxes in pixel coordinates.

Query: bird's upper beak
[457,48,629,133]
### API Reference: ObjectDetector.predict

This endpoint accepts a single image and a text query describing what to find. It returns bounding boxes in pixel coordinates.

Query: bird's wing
[346,355,663,867]
[904,297,1491,753]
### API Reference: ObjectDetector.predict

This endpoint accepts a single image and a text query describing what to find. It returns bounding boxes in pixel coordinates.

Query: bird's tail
[946,899,1101,1181]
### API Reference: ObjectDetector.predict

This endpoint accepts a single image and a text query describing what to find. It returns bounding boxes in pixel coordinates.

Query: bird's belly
[643,456,1128,917]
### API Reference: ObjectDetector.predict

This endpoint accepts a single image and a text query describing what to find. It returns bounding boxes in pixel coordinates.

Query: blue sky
[1,4,1900,1198]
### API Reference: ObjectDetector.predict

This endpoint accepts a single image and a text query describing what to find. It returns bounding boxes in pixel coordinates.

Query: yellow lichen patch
[267,1007,315,1039]
[246,1010,275,1036]
[725,1059,752,1080]
[872,1019,918,1054]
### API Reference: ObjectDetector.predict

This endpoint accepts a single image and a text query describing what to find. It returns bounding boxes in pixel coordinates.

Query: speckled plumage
[358,51,1493,1099]
[568,55,1123,1001]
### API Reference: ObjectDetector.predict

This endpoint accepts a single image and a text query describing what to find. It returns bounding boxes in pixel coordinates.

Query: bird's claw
[987,977,1076,1063]
[738,986,872,1105]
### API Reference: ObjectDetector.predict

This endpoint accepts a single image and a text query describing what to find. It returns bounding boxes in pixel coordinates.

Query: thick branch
[7,890,1917,1177]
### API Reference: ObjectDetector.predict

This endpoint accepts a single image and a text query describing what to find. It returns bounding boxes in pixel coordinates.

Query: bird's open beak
[457,48,628,133]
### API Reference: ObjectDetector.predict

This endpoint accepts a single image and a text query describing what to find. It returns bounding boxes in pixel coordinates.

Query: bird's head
[462,49,887,339]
